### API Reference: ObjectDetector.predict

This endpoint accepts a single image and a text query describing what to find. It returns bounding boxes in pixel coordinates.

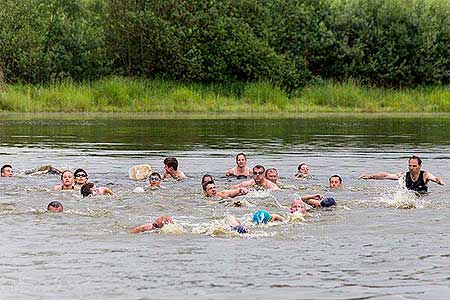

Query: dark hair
[201,174,214,184]
[47,201,63,210]
[202,180,215,191]
[164,157,178,170]
[252,165,265,173]
[409,155,422,165]
[74,168,88,177]
[149,172,162,180]
[1,164,12,174]
[265,168,278,176]
[297,163,307,171]
[60,170,73,180]
[236,152,247,162]
[81,182,95,197]
[329,175,342,183]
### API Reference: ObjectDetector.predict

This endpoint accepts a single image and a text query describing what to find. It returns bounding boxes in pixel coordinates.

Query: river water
[1,113,449,299]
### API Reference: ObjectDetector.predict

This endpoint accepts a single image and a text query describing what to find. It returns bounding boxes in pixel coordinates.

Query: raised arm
[220,188,248,198]
[424,171,445,185]
[301,194,324,208]
[358,172,402,180]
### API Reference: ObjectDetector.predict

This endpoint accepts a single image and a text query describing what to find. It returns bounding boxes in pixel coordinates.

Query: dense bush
[1,0,450,88]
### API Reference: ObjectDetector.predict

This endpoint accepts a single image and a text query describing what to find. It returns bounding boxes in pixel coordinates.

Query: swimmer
[329,175,343,188]
[1,164,13,177]
[359,155,444,193]
[294,163,310,179]
[47,201,63,213]
[148,172,162,189]
[265,168,282,187]
[252,209,284,224]
[232,165,280,191]
[162,157,187,180]
[80,182,114,197]
[201,174,214,185]
[74,168,88,190]
[297,194,337,208]
[54,170,75,191]
[290,199,307,214]
[227,215,248,234]
[202,181,248,199]
[131,216,173,233]
[226,153,252,178]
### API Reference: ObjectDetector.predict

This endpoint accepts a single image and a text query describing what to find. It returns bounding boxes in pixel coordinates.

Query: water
[1,113,450,299]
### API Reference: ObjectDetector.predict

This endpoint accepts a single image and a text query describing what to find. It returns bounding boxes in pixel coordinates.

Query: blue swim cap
[233,224,247,234]
[253,210,271,224]
[320,197,336,208]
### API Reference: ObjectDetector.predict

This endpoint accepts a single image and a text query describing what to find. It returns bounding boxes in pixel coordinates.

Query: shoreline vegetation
[1,77,450,113]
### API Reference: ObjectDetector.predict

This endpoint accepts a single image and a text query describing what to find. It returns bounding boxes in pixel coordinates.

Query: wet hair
[74,168,88,177]
[80,182,95,197]
[297,163,307,171]
[236,152,247,162]
[329,175,342,183]
[1,164,12,174]
[164,157,178,170]
[201,174,214,185]
[265,168,278,176]
[149,172,162,180]
[202,180,215,191]
[252,165,265,173]
[47,201,63,211]
[60,170,73,180]
[409,155,422,165]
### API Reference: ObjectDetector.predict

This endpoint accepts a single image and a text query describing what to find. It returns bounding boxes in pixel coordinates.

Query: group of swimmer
[0,153,445,235]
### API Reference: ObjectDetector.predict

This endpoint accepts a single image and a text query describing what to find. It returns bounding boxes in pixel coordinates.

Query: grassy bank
[1,77,450,113]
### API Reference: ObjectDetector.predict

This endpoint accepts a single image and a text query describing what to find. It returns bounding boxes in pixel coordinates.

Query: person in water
[232,165,280,191]
[132,216,174,233]
[73,169,89,190]
[148,172,162,189]
[329,175,343,188]
[80,182,114,197]
[54,170,75,191]
[226,153,252,178]
[162,157,187,180]
[296,194,337,208]
[47,201,64,213]
[202,181,248,199]
[295,163,310,179]
[201,174,214,185]
[358,155,444,193]
[1,164,13,177]
[265,168,282,187]
[252,210,285,224]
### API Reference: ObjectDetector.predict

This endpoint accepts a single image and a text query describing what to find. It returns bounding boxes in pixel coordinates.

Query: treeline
[1,0,450,89]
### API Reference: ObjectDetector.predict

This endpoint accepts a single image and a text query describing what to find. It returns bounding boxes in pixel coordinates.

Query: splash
[377,177,418,209]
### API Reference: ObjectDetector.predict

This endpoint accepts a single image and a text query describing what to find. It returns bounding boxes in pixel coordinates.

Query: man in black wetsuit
[358,155,444,193]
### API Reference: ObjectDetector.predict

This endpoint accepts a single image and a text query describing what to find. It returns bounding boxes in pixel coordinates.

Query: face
[149,175,161,186]
[408,158,421,174]
[61,172,74,187]
[48,205,63,213]
[205,183,217,197]
[154,216,173,228]
[74,172,88,185]
[266,170,278,183]
[202,176,213,184]
[329,177,341,188]
[253,167,265,183]
[290,200,306,214]
[1,167,13,177]
[299,164,310,175]
[236,155,247,168]
[164,164,173,173]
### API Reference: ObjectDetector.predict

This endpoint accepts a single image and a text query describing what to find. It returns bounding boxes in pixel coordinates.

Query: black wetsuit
[405,171,428,193]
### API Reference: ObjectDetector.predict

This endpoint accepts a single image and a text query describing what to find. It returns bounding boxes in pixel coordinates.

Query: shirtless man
[296,194,336,208]
[232,165,280,191]
[295,163,310,179]
[54,170,75,191]
[226,153,252,178]
[202,181,248,199]
[162,157,187,180]
[359,155,444,193]
[329,175,343,188]
[132,216,173,233]
[1,164,13,177]
[80,182,114,197]
[265,168,282,187]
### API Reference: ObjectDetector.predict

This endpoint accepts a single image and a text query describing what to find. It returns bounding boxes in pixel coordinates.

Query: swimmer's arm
[225,168,235,176]
[231,179,253,190]
[358,172,401,180]
[177,171,187,180]
[269,182,281,191]
[425,172,445,185]
[302,198,321,208]
[270,214,285,222]
[222,188,248,198]
[131,223,154,233]
[103,187,114,195]
[53,185,61,191]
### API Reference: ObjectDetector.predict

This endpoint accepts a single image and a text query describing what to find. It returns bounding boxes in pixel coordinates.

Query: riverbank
[1,77,450,113]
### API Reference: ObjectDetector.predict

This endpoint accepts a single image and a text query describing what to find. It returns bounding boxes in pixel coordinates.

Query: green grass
[1,76,450,113]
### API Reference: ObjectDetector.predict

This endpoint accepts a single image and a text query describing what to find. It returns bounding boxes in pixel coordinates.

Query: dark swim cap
[233,224,247,234]
[320,197,336,207]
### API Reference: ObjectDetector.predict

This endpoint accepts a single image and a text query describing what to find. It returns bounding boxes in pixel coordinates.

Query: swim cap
[320,197,336,208]
[252,210,271,224]
[233,224,247,234]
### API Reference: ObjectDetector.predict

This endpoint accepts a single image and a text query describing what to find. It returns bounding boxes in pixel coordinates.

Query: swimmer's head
[1,164,13,177]
[60,170,74,187]
[80,182,95,197]
[201,174,214,185]
[233,224,247,234]
[252,210,271,224]
[236,153,247,167]
[329,175,342,188]
[202,181,217,197]
[408,155,422,173]
[320,197,336,208]
[47,201,63,212]
[152,216,173,228]
[252,165,265,183]
[265,168,278,183]
[164,157,179,171]
[290,199,307,214]
[149,172,162,186]
[74,168,88,185]
[297,163,309,175]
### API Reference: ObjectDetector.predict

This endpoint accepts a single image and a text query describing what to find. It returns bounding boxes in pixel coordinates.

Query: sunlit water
[1,114,450,299]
